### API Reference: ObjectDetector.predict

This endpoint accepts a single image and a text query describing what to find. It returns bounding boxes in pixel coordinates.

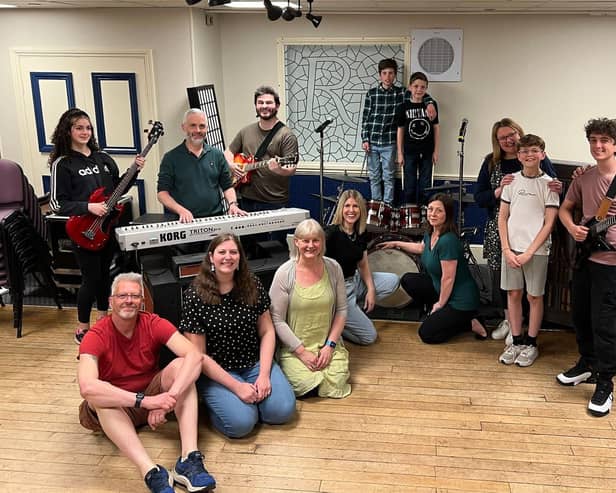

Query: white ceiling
[3,0,616,15]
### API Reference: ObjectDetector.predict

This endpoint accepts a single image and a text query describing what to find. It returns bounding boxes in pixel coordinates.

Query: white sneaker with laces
[491,319,511,340]
[499,344,525,365]
[515,345,539,367]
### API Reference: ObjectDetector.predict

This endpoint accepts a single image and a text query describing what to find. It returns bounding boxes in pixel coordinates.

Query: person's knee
[418,324,443,344]
[214,409,258,438]
[261,395,296,425]
[527,293,543,304]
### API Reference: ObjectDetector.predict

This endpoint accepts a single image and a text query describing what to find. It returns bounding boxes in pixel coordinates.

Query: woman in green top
[379,194,487,343]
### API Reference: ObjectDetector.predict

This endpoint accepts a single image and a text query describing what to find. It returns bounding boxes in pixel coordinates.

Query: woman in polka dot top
[180,233,296,438]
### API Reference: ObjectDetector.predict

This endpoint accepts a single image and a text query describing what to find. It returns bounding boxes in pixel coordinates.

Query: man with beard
[77,272,217,492]
[224,86,298,213]
[157,108,245,222]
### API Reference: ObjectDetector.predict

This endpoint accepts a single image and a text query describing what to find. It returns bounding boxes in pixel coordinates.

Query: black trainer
[556,359,596,386]
[588,380,614,417]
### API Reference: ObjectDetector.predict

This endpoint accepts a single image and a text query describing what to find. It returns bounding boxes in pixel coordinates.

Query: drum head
[367,244,420,309]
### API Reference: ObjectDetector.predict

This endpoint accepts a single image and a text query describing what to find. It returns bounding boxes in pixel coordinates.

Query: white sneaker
[491,319,511,340]
[499,344,525,365]
[515,345,539,367]
[505,331,513,347]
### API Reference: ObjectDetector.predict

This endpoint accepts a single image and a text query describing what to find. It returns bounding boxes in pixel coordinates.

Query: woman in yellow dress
[269,219,351,398]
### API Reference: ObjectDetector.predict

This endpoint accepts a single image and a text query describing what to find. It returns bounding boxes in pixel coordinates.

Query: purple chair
[0,159,61,337]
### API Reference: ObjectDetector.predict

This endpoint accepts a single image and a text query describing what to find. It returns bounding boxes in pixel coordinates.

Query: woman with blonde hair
[325,189,398,345]
[473,118,560,340]
[269,219,351,398]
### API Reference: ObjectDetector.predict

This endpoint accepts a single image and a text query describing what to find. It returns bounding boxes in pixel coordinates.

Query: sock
[525,335,537,347]
[512,335,525,346]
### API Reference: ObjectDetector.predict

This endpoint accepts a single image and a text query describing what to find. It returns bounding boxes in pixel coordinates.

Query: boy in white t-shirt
[497,134,560,367]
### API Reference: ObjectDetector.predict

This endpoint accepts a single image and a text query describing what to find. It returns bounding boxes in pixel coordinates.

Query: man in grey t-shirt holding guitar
[224,85,299,213]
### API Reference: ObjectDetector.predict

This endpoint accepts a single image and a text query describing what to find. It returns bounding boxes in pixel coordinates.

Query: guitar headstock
[146,120,165,143]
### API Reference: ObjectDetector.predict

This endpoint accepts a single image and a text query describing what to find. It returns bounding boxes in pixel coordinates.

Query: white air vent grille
[411,29,463,82]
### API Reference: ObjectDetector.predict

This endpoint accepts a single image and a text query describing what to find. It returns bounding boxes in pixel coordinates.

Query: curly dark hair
[192,233,258,306]
[426,193,458,236]
[585,118,616,142]
[48,108,99,166]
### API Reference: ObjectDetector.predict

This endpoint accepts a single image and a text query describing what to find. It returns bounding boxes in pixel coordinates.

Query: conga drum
[367,234,421,308]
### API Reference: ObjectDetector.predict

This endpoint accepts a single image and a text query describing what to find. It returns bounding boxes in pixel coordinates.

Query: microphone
[458,118,468,142]
[314,119,333,133]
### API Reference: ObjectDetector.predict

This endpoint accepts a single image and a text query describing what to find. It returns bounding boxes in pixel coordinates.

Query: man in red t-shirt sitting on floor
[77,272,216,493]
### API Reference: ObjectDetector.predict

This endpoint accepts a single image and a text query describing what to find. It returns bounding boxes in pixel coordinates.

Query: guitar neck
[105,133,159,209]
[593,215,616,234]
[244,159,271,172]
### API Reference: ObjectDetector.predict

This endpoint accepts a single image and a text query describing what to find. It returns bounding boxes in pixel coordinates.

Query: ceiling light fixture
[185,0,232,6]
[264,0,283,20]
[282,0,302,21]
[306,0,321,28]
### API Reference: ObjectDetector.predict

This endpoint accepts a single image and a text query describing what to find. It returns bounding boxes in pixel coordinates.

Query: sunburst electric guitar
[66,120,164,251]
[232,153,298,188]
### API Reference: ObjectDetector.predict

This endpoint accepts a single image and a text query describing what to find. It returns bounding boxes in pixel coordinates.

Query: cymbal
[425,182,462,192]
[310,193,338,204]
[323,173,368,184]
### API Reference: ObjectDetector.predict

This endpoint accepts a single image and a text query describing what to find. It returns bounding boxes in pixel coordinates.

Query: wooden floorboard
[1,306,615,492]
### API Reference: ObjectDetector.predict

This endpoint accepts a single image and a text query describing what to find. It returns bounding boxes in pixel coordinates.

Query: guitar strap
[595,173,616,220]
[254,121,285,161]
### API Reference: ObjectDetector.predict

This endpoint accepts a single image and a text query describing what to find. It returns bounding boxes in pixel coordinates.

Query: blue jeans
[403,151,433,205]
[197,361,296,438]
[343,271,400,345]
[367,144,396,204]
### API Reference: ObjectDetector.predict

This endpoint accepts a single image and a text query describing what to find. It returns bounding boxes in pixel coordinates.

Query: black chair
[0,159,61,337]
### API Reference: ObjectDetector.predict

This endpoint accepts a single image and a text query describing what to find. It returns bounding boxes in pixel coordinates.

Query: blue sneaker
[144,465,174,493]
[172,450,216,491]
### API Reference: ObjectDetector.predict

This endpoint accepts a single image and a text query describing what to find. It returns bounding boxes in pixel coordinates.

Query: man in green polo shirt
[157,109,246,222]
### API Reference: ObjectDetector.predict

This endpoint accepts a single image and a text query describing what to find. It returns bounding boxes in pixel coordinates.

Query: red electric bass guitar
[232,153,298,188]
[66,120,164,251]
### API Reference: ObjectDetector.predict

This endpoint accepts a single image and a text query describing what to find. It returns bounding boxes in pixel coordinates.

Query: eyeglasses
[518,148,543,155]
[113,293,143,301]
[497,131,518,142]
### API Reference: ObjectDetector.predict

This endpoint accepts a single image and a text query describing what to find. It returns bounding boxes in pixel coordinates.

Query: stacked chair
[0,159,62,337]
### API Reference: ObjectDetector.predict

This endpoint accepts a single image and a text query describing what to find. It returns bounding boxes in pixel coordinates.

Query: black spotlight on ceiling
[306,0,321,28]
[264,0,283,20]
[282,0,302,21]
[185,0,231,5]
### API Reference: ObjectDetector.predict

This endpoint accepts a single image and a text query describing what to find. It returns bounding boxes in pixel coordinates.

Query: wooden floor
[1,307,616,493]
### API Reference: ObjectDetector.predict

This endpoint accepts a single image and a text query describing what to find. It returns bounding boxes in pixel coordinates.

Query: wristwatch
[325,339,337,349]
[135,391,145,408]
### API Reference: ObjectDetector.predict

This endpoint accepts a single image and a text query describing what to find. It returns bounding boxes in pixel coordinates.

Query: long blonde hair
[330,189,367,235]
[489,118,525,173]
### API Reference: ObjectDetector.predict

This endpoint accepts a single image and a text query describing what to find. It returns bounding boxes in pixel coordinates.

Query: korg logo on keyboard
[160,231,187,242]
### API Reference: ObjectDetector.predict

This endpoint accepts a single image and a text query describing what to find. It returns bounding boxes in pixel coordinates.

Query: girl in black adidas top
[49,108,145,344]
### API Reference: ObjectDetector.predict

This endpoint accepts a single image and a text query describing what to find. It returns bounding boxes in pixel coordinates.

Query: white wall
[0,8,196,170]
[217,13,616,178]
[1,8,615,207]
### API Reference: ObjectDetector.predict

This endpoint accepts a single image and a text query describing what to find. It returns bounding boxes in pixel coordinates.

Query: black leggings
[73,243,115,324]
[401,272,477,344]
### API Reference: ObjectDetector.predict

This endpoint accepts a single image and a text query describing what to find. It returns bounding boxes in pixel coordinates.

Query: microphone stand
[457,135,465,234]
[314,119,332,225]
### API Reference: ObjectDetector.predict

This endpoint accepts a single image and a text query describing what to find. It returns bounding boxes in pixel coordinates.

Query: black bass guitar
[574,215,616,268]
